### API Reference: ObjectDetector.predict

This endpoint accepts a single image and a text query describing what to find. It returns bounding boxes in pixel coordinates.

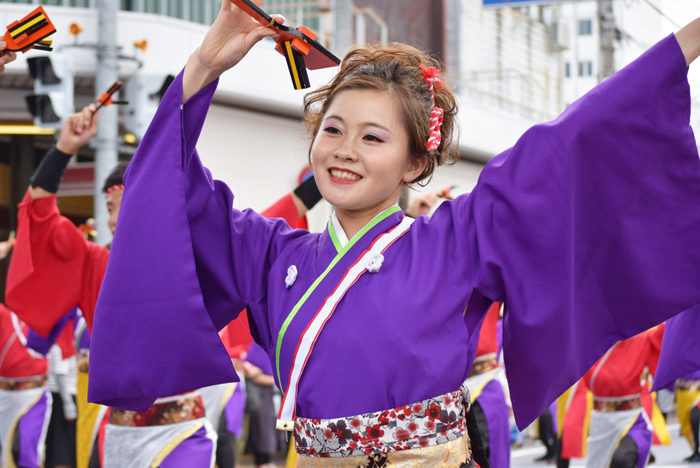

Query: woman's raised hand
[0,42,18,73]
[183,0,284,102]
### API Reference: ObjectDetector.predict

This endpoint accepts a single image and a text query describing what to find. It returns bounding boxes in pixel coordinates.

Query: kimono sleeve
[89,70,303,411]
[465,34,700,428]
[25,307,78,356]
[646,324,665,378]
[221,195,301,360]
[6,192,108,335]
[653,305,700,390]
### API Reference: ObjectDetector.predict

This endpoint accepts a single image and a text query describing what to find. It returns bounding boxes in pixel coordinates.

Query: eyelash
[323,126,384,143]
[364,134,384,143]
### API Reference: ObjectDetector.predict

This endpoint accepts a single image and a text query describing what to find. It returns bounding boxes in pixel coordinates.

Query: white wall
[196,103,333,233]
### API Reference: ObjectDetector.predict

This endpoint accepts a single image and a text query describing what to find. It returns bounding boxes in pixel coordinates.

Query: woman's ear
[403,154,428,183]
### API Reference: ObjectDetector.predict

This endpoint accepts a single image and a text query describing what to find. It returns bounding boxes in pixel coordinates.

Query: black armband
[293,175,323,210]
[30,146,72,194]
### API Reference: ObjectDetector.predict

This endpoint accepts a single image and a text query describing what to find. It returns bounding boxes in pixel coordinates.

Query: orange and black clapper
[230,0,340,90]
[93,81,128,115]
[1,6,56,58]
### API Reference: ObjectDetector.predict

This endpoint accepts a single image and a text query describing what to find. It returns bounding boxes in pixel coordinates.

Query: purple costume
[90,34,700,438]
[655,305,700,391]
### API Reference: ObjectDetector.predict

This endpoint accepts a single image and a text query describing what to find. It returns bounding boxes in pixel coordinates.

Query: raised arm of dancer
[29,105,97,200]
[7,104,105,336]
[182,0,283,102]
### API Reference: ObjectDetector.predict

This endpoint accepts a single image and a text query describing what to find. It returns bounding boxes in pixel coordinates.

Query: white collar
[331,205,400,249]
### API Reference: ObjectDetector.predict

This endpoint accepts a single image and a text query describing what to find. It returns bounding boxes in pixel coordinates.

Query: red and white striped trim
[105,184,124,200]
[105,184,124,195]
[276,216,414,430]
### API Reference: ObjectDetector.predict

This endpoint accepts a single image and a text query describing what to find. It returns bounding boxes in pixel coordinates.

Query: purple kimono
[655,305,700,390]
[90,34,700,430]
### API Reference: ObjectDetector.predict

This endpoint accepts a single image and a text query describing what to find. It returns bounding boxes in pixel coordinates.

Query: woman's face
[311,89,426,214]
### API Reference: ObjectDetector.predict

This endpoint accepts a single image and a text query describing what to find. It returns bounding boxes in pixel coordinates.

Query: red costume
[6,193,108,335]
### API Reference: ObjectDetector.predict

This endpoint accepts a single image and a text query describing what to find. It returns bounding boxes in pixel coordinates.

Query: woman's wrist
[675,18,700,66]
[55,139,77,156]
[182,51,222,103]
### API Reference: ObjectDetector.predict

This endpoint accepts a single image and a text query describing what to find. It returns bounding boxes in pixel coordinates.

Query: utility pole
[94,0,119,245]
[331,0,352,57]
[598,0,615,82]
[444,0,461,92]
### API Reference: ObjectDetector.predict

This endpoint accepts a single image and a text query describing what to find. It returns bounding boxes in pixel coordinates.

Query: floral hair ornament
[420,64,445,153]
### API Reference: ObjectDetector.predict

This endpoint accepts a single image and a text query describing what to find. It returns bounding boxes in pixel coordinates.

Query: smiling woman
[88,3,700,468]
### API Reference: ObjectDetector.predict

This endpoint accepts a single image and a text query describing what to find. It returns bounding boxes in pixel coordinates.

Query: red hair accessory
[419,65,444,152]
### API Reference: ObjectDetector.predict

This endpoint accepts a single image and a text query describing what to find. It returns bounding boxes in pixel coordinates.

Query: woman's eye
[363,134,384,143]
[323,126,341,134]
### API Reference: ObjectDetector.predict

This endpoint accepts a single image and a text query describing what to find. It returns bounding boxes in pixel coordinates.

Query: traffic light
[25,53,74,129]
[123,72,174,142]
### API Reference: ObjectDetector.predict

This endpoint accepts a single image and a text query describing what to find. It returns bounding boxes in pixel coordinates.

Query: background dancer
[468,302,510,468]
[24,307,104,468]
[581,326,666,468]
[45,341,78,468]
[0,286,52,468]
[676,371,700,463]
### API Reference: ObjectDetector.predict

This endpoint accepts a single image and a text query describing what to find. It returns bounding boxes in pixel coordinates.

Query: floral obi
[293,383,473,467]
[593,395,642,413]
[109,392,205,427]
[468,354,499,378]
[0,375,47,391]
[677,379,700,392]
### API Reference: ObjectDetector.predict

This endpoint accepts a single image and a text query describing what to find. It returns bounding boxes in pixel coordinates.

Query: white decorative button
[366,253,384,273]
[285,265,298,288]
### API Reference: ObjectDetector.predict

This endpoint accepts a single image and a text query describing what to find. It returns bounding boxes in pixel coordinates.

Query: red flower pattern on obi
[293,384,470,459]
[367,424,384,439]
[426,403,441,420]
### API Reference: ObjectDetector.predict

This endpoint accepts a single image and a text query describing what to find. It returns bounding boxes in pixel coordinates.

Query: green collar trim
[275,205,402,387]
[327,216,343,253]
[328,206,401,254]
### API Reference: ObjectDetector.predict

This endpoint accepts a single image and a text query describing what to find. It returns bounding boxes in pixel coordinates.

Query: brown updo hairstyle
[303,42,459,186]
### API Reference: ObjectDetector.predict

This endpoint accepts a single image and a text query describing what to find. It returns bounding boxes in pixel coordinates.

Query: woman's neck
[333,199,399,240]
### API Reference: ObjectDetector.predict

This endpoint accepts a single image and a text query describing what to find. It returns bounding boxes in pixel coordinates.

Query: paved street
[512,423,697,468]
